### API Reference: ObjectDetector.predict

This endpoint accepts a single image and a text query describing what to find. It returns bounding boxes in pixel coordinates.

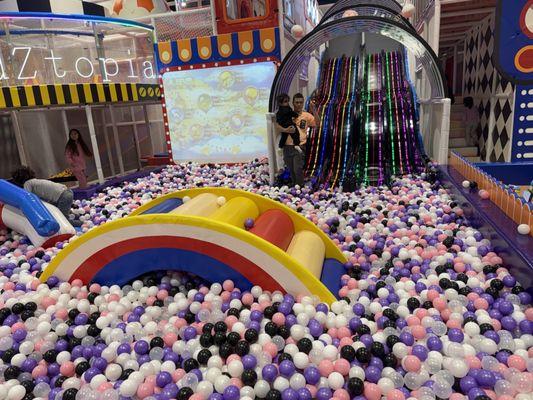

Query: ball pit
[0,161,531,400]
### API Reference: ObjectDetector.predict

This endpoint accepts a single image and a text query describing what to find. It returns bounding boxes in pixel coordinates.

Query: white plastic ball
[289,373,306,390]
[517,224,530,235]
[290,24,304,39]
[119,380,138,397]
[7,385,25,400]
[254,380,270,398]
[197,381,214,398]
[293,352,309,369]
[228,360,244,378]
[377,377,395,394]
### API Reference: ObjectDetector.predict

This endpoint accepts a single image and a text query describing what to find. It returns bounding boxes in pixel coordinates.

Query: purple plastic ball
[279,360,295,377]
[316,388,332,400]
[223,385,240,400]
[281,388,299,400]
[303,366,320,385]
[262,364,278,382]
[448,328,464,343]
[156,371,172,388]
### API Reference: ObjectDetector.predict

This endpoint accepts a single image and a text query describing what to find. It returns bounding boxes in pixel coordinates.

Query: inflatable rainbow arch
[40,188,347,303]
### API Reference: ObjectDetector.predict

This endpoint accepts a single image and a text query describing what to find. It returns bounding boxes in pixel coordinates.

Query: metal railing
[135,6,215,41]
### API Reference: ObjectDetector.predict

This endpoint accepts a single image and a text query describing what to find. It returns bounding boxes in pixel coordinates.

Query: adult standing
[65,129,92,189]
[276,93,319,186]
[292,93,319,157]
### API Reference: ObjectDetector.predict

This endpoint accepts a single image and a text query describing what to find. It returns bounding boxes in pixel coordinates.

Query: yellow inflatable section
[132,187,344,262]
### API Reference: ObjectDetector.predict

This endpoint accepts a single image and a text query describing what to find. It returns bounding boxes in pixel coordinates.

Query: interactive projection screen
[163,62,276,163]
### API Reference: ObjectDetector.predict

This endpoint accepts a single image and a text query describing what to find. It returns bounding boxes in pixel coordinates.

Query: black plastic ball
[183,358,199,372]
[297,338,312,354]
[62,389,77,400]
[241,369,258,386]
[340,345,356,362]
[177,387,194,400]
[355,347,371,363]
[196,349,212,365]
[347,377,364,396]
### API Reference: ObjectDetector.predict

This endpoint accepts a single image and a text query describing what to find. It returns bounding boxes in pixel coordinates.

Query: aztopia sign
[0,46,156,85]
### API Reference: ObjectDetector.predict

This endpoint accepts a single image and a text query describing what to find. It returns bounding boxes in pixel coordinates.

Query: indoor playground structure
[40,188,347,303]
[266,0,451,186]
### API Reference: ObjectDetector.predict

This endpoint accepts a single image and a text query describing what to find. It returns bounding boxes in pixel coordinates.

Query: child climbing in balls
[276,93,302,154]
[463,96,479,148]
[11,166,81,227]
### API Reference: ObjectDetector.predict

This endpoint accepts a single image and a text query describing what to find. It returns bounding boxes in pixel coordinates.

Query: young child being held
[276,93,302,153]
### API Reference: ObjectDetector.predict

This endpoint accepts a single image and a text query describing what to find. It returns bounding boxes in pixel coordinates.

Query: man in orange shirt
[276,93,319,186]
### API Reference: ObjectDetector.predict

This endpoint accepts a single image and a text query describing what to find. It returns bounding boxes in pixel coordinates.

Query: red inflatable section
[250,209,294,251]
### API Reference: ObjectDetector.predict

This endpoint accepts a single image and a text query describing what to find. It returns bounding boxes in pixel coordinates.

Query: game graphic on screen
[163,62,276,163]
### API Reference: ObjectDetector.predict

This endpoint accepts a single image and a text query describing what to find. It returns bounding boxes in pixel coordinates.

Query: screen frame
[160,58,279,164]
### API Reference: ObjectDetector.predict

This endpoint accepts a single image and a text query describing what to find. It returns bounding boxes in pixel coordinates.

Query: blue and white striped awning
[0,0,108,17]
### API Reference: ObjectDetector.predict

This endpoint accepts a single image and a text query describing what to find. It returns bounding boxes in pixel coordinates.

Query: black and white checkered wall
[463,26,479,97]
[462,14,516,162]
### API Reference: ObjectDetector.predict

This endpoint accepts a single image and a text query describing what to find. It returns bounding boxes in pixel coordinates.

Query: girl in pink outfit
[65,129,92,189]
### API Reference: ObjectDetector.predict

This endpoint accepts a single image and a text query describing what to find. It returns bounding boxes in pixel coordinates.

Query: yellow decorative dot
[161,51,170,62]
[200,47,210,57]
[263,39,273,51]
[180,49,190,59]
[242,41,251,52]
[220,44,230,55]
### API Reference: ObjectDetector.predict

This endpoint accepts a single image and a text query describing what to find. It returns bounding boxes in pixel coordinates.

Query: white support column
[85,106,105,184]
[143,104,157,155]
[130,106,143,170]
[433,0,441,55]
[108,105,125,175]
[10,110,27,166]
[151,17,157,40]
[61,109,70,140]
[101,108,116,176]
[266,113,277,186]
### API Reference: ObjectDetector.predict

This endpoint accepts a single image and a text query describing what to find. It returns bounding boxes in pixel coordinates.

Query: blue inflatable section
[320,258,346,299]
[92,248,254,288]
[0,179,59,236]
[141,198,183,215]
